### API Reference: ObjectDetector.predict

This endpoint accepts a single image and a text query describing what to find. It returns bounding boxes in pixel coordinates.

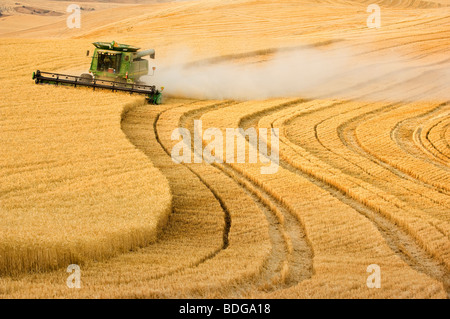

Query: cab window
[97,53,121,72]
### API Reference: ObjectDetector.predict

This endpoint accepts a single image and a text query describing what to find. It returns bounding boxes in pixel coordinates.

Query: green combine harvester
[32,41,163,104]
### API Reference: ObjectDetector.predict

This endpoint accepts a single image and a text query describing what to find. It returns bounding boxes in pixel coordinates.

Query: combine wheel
[80,73,93,82]
[146,92,163,105]
[32,70,41,84]
[154,93,162,105]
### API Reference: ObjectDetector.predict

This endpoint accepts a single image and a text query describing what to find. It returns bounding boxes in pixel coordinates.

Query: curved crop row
[199,99,447,298]
[415,104,450,163]
[263,100,449,294]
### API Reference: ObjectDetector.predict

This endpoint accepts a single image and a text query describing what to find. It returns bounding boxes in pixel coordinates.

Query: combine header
[32,41,163,104]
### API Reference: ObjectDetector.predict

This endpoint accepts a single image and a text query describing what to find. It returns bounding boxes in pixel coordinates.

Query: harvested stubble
[273,100,450,258]
[417,110,450,163]
[198,100,448,298]
[0,99,275,298]
[1,0,450,298]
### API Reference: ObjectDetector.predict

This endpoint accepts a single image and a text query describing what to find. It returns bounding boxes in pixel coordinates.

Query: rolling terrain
[0,0,449,298]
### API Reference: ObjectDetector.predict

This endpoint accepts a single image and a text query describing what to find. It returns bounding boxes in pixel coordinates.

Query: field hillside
[0,0,449,298]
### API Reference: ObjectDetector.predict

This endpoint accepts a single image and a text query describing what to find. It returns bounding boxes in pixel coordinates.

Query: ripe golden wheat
[0,0,449,298]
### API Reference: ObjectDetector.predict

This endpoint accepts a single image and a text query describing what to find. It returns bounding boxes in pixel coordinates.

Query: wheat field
[0,0,449,298]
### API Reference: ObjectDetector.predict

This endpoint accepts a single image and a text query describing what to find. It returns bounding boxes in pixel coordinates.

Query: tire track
[117,11,450,294]
[414,106,450,163]
[235,99,450,297]
[154,102,233,252]
[425,118,450,160]
[177,101,314,293]
[122,99,313,296]
[336,108,450,230]
[121,100,230,281]
[427,119,450,158]
[284,116,450,297]
[390,102,450,190]
[319,101,450,208]
[392,102,450,167]
[283,68,450,194]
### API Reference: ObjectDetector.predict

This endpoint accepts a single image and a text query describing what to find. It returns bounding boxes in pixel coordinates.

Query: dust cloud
[142,46,450,102]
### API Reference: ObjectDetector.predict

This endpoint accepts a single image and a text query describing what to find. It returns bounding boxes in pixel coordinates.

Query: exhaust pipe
[136,49,155,59]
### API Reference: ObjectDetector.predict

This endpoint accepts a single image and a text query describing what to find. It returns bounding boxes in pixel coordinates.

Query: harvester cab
[87,41,156,84]
[32,41,163,105]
